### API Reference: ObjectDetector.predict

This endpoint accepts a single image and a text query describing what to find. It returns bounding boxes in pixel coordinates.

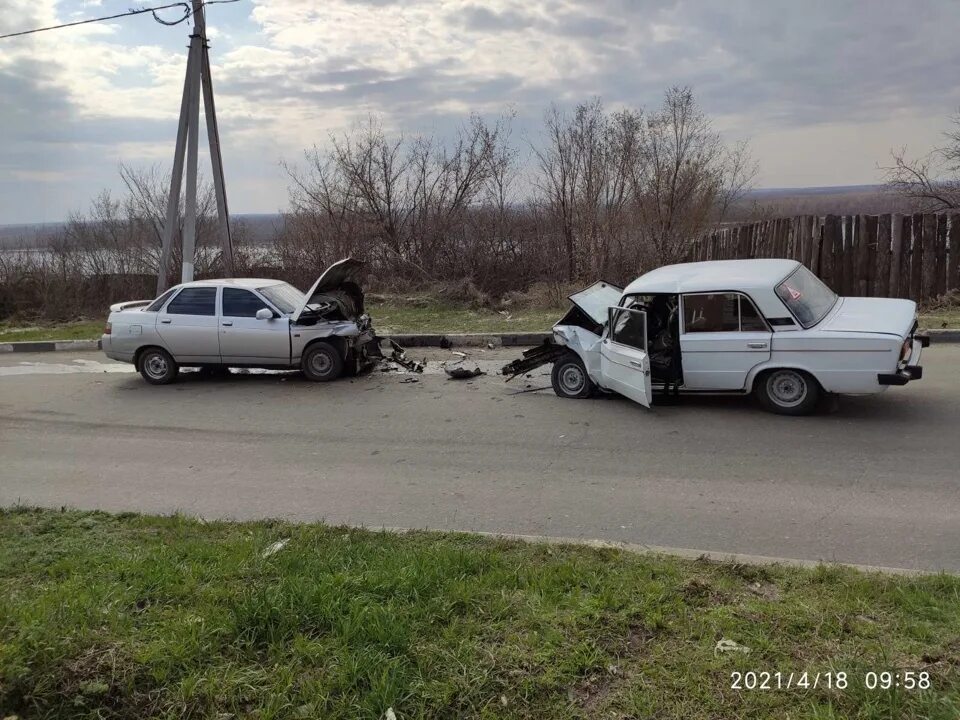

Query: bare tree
[632,86,756,266]
[284,113,515,282]
[883,113,960,211]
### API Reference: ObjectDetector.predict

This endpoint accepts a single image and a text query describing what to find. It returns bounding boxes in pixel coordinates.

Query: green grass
[0,320,104,343]
[1,509,957,719]
[366,299,561,334]
[920,308,960,330]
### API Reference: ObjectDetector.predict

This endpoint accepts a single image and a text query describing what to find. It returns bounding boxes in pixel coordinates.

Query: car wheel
[755,368,820,416]
[301,342,344,382]
[551,354,594,399]
[138,347,179,385]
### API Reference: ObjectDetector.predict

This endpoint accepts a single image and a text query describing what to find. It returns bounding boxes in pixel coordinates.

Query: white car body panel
[544,259,925,407]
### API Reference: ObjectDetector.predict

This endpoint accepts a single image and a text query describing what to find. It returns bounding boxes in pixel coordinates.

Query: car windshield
[257,283,304,314]
[775,266,837,328]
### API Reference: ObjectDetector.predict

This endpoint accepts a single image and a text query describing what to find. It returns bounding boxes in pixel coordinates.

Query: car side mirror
[255,308,274,320]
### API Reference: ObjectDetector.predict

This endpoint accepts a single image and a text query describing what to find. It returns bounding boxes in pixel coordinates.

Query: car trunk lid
[819,297,917,337]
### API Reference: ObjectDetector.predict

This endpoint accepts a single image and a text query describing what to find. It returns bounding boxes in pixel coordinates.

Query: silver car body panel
[103,259,377,370]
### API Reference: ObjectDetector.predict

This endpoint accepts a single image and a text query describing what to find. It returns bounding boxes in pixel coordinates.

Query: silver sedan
[102,258,380,384]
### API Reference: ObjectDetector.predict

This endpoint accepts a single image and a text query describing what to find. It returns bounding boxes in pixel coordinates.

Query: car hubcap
[560,364,585,394]
[145,354,167,379]
[310,351,332,376]
[769,370,807,407]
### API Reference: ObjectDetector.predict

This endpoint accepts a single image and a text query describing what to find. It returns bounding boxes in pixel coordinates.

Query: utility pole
[157,0,233,295]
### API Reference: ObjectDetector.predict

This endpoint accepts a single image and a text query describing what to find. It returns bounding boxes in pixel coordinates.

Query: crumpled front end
[502,280,619,381]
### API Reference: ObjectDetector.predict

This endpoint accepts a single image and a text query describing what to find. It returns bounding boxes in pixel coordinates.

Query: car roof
[622,259,801,295]
[172,278,284,290]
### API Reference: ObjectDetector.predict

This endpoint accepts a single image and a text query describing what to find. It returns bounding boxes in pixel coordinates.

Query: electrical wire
[0,0,241,41]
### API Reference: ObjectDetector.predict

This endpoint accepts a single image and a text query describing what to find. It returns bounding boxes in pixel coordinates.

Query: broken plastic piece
[389,339,425,373]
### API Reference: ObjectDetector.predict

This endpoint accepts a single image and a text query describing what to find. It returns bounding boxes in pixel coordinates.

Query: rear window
[775,266,837,328]
[145,289,176,312]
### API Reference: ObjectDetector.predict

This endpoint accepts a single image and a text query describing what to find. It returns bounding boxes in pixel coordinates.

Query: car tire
[138,347,179,385]
[754,368,820,416]
[301,342,344,382]
[551,354,594,399]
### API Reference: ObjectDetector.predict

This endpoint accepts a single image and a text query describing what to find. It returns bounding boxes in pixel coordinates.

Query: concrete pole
[180,28,203,283]
[156,41,195,295]
[194,0,233,276]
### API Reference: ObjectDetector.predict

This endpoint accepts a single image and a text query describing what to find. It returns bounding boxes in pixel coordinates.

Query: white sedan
[503,259,928,415]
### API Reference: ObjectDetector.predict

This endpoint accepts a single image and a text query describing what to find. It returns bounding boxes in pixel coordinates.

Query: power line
[0,0,240,41]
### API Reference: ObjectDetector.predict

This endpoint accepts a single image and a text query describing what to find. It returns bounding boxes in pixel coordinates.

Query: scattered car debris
[444,358,485,379]
[389,340,425,373]
[261,538,290,558]
[383,708,397,720]
[501,339,567,381]
[400,377,420,384]
[714,638,751,656]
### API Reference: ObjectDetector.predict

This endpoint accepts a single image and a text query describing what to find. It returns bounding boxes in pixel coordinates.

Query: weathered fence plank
[876,214,891,298]
[863,214,878,296]
[949,214,960,294]
[810,216,822,273]
[910,214,923,300]
[889,214,903,298]
[842,216,855,296]
[821,215,840,289]
[935,214,948,297]
[921,214,937,301]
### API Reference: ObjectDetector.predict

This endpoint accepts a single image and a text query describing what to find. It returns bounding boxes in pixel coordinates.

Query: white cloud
[4,0,960,222]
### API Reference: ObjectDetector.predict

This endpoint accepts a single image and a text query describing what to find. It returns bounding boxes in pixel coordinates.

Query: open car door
[600,306,652,408]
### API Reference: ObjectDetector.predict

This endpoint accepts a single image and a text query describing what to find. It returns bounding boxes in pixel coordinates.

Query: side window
[739,296,768,331]
[610,308,647,349]
[222,288,270,318]
[166,287,216,316]
[145,288,176,312]
[683,294,740,333]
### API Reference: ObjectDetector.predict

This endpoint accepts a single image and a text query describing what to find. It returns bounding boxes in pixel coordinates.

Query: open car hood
[292,258,366,322]
[567,281,623,326]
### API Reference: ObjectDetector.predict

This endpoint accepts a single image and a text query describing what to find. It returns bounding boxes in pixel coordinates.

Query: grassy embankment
[0,508,958,719]
[0,298,957,344]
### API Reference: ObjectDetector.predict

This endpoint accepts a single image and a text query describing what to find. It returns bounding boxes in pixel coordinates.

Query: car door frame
[217,286,292,366]
[155,285,222,363]
[599,306,652,408]
[678,291,772,390]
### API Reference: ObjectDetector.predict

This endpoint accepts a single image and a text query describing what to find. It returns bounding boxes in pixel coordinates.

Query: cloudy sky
[2,0,960,224]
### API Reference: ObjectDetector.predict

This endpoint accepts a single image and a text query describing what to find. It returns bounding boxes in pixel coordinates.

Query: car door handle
[160,318,171,324]
[747,342,768,349]
[629,360,644,368]
[221,321,233,327]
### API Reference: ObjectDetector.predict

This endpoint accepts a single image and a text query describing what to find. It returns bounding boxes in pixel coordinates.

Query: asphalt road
[1,347,958,571]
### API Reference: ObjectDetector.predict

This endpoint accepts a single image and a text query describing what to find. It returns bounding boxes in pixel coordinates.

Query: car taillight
[104,321,112,335]
[900,338,911,362]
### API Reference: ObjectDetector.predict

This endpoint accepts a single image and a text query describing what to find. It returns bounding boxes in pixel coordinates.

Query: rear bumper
[879,332,928,386]
[878,365,923,386]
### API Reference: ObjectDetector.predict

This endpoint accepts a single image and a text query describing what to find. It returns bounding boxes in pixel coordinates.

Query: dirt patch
[682,578,730,605]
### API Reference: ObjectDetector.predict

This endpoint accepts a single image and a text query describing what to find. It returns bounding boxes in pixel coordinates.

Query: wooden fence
[690,214,959,302]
